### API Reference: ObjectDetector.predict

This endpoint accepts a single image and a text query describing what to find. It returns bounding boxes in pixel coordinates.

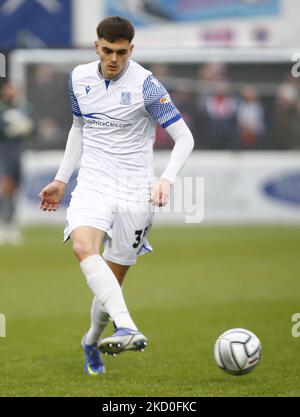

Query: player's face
[95,38,133,80]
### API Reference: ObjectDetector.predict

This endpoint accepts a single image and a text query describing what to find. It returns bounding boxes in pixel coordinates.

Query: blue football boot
[98,328,148,356]
[82,335,105,375]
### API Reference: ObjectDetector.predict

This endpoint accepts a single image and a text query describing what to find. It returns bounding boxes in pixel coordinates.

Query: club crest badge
[120,91,131,105]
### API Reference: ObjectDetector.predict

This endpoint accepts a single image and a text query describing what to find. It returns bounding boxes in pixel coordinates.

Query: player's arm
[39,115,83,211]
[143,75,194,206]
[151,118,194,206]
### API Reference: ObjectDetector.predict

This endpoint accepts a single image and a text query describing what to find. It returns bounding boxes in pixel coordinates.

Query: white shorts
[64,187,154,265]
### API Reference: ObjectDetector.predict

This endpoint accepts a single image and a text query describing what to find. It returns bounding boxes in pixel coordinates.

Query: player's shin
[85,296,110,345]
[80,255,137,331]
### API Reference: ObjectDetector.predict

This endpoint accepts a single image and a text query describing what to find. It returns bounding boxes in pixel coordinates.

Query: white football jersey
[69,59,182,201]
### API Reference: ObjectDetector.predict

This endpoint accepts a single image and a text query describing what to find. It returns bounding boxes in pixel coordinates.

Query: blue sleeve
[68,71,82,117]
[143,75,182,128]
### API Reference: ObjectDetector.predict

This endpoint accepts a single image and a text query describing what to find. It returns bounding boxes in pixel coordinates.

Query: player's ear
[129,44,134,57]
[95,40,100,51]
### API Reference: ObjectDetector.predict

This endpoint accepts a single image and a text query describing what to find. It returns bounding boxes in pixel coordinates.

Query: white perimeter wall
[18,151,300,226]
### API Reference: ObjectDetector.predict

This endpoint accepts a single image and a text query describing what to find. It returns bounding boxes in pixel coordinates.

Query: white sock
[80,255,137,331]
[85,297,110,345]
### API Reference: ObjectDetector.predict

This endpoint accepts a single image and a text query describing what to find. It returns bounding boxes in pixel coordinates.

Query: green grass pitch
[0,225,300,397]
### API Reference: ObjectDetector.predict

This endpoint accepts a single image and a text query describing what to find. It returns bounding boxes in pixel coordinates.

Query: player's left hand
[39,180,66,211]
[151,178,171,207]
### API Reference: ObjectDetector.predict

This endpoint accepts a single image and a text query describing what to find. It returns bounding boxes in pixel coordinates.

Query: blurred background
[0,0,300,235]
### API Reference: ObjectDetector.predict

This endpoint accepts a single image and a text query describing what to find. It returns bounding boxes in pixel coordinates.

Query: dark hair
[97,16,135,43]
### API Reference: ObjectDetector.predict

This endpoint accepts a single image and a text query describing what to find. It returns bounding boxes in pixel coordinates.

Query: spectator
[197,62,227,86]
[198,80,240,149]
[271,82,299,149]
[238,85,266,149]
[29,64,70,147]
[196,63,231,149]
[0,81,34,244]
[35,117,65,150]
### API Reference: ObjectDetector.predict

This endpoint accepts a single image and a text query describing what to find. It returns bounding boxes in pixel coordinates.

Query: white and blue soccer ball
[214,328,262,375]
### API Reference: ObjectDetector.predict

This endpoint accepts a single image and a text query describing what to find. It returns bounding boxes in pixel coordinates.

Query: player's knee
[72,241,98,261]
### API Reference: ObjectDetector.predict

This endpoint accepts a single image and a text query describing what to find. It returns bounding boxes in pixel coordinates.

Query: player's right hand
[39,180,66,211]
[151,178,171,207]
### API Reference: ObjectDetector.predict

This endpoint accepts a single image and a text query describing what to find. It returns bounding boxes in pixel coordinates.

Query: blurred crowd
[1,61,300,153]
[152,62,300,151]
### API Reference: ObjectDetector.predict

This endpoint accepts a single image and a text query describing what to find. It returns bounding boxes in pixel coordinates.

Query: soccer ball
[214,328,262,375]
